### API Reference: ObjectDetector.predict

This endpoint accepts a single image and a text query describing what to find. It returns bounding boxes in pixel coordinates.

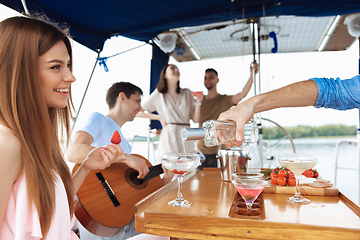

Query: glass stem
[176,174,184,201]
[245,202,252,216]
[294,174,302,198]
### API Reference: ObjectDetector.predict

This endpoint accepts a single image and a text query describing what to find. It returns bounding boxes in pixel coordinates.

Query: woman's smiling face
[38,40,75,108]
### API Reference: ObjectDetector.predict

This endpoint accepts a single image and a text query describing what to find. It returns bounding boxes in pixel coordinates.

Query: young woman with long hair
[137,64,202,159]
[0,15,122,239]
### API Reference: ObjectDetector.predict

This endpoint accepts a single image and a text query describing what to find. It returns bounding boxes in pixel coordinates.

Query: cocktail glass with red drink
[231,178,268,215]
[192,91,203,98]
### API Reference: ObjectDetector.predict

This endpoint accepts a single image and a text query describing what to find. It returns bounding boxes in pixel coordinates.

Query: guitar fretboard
[143,164,163,181]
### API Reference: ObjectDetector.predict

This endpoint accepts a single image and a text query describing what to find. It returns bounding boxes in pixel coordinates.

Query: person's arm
[136,110,167,128]
[67,131,95,164]
[0,128,22,231]
[192,93,203,123]
[161,166,174,184]
[219,80,318,144]
[72,143,122,194]
[232,61,259,104]
[313,76,360,110]
[67,131,150,178]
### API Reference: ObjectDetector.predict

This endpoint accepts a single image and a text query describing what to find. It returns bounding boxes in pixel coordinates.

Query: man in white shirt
[67,82,173,240]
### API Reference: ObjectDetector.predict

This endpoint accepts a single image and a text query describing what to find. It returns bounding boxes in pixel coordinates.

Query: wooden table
[135,169,360,239]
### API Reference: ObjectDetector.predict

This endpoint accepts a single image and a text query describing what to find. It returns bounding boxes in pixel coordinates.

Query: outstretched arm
[192,93,204,123]
[232,61,259,105]
[136,110,167,128]
[219,80,318,144]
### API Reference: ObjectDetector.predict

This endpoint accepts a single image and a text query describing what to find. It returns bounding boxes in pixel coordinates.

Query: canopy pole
[249,20,257,96]
[256,19,264,168]
[72,50,101,130]
[249,17,264,168]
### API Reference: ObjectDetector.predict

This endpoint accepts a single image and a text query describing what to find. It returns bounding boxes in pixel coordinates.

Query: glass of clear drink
[278,153,317,204]
[161,153,200,207]
[181,119,258,147]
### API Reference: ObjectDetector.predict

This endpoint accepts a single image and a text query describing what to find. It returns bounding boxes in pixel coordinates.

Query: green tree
[262,124,356,139]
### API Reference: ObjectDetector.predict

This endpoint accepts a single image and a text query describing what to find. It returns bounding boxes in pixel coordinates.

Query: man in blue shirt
[217,75,360,144]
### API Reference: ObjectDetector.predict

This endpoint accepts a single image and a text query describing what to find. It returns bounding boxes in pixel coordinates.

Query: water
[181,120,258,148]
[130,136,360,204]
[162,158,199,174]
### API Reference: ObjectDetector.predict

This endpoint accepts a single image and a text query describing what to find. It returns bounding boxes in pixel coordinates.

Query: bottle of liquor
[181,119,258,147]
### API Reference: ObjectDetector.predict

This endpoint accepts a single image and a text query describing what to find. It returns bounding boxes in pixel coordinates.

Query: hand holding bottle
[218,100,257,146]
[181,119,258,147]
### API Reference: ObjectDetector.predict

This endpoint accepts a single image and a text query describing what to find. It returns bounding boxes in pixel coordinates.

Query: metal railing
[261,117,296,153]
[130,128,158,163]
[334,139,358,186]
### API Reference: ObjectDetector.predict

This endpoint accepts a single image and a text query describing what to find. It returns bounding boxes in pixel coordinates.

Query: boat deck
[135,169,360,239]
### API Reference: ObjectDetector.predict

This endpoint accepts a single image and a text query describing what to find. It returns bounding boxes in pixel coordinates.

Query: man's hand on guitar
[161,165,174,184]
[81,144,123,171]
[120,154,149,178]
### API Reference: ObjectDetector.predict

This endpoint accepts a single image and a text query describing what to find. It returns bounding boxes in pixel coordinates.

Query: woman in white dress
[137,64,202,159]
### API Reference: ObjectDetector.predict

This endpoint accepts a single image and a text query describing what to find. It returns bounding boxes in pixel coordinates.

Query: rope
[98,43,148,72]
[72,50,101,130]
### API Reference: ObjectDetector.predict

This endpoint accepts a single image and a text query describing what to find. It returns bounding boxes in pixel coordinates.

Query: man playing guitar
[67,82,173,240]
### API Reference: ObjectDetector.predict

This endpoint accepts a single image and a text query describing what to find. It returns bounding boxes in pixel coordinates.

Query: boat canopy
[1,0,360,128]
[0,0,360,53]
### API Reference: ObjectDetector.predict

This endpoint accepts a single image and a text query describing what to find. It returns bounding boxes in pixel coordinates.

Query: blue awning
[1,0,360,52]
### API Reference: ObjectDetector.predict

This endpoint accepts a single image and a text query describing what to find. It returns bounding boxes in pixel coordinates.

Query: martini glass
[161,153,200,207]
[232,172,264,180]
[231,178,268,215]
[278,153,317,204]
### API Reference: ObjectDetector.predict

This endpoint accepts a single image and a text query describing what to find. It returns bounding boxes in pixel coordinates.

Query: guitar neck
[143,164,163,182]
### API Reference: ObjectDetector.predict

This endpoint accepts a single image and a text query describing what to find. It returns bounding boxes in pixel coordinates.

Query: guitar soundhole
[125,168,148,189]
[130,171,144,185]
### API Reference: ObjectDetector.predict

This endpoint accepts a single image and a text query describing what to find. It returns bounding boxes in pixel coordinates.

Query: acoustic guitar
[72,154,164,237]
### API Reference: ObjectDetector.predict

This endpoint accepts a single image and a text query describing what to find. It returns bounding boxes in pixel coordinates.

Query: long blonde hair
[0,16,74,238]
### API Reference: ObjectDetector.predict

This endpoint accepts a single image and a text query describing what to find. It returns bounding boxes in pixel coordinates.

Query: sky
[0,4,359,139]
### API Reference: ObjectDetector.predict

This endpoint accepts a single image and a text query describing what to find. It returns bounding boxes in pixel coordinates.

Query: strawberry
[302,169,314,178]
[172,169,187,175]
[110,130,121,144]
[312,169,319,178]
